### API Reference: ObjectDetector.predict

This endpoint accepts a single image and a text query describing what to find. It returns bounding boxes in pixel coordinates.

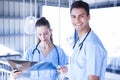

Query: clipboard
[8,59,37,71]
[8,59,57,71]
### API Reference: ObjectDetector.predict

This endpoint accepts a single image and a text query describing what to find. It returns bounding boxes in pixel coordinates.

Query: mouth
[75,23,82,26]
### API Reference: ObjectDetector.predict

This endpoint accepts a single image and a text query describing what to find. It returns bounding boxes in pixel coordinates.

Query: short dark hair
[70,1,89,15]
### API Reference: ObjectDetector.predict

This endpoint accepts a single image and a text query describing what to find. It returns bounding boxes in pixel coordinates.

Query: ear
[88,14,90,20]
[50,29,53,34]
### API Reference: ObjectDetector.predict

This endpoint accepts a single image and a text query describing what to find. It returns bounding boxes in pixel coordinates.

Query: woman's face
[36,26,52,43]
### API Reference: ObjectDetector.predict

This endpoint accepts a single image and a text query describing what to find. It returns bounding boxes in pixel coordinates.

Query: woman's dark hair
[35,17,50,29]
[35,17,53,44]
[70,1,89,16]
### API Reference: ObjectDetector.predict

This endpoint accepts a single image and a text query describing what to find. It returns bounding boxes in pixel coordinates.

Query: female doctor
[12,17,68,80]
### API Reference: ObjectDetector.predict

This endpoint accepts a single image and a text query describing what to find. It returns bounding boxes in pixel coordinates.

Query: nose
[41,34,45,40]
[75,17,81,23]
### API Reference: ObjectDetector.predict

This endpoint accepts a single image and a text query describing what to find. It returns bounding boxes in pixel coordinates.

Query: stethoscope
[73,28,91,52]
[79,28,91,51]
[71,28,91,63]
[32,42,60,65]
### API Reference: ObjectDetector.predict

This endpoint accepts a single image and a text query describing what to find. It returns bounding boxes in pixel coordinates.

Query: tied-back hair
[35,17,53,44]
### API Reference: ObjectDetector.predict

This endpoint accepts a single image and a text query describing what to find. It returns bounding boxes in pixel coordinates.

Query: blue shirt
[69,30,107,80]
[23,45,68,80]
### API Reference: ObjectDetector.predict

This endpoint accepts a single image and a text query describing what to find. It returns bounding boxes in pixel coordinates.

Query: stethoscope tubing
[32,43,60,65]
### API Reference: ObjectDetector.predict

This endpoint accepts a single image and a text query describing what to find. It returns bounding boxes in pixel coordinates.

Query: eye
[71,15,76,19]
[80,14,87,18]
[44,32,48,36]
[80,14,85,18]
[38,34,41,36]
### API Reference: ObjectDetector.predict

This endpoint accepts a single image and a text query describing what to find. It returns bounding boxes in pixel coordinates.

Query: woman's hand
[57,66,68,80]
[57,66,68,74]
[11,69,22,79]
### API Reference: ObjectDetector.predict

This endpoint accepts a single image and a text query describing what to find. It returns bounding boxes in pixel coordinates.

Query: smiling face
[70,8,90,35]
[36,26,52,43]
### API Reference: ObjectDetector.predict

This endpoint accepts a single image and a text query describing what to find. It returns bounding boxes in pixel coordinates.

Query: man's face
[70,8,90,32]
